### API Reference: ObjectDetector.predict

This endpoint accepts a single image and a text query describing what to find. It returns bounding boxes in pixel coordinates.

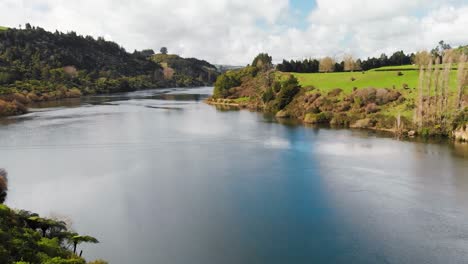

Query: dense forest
[0,24,219,116]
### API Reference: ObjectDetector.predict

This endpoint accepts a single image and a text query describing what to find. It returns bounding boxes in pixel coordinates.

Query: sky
[1,0,467,65]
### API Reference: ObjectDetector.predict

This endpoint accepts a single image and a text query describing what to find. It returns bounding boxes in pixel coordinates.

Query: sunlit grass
[278,65,460,119]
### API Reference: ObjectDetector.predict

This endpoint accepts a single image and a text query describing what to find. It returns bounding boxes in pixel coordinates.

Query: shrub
[352,87,376,106]
[327,88,342,97]
[213,72,241,98]
[272,75,300,111]
[88,260,108,264]
[397,71,404,76]
[365,103,379,113]
[304,112,332,124]
[375,88,401,105]
[262,87,275,103]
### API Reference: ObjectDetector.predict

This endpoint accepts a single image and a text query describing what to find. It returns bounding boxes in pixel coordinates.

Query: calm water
[1,87,468,263]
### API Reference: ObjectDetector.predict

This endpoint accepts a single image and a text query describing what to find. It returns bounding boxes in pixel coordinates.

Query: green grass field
[0,26,8,31]
[281,66,460,119]
[289,66,458,96]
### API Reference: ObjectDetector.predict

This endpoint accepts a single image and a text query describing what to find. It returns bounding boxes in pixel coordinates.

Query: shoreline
[205,99,468,142]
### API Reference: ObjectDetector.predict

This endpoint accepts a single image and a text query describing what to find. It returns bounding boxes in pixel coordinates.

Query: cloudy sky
[1,0,467,64]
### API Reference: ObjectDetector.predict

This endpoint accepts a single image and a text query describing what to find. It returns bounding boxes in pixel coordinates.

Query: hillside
[151,53,218,87]
[0,25,219,116]
[208,54,467,139]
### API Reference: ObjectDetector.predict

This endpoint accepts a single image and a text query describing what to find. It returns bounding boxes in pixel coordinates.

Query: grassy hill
[0,26,8,31]
[289,66,459,119]
[290,66,458,95]
[209,54,467,137]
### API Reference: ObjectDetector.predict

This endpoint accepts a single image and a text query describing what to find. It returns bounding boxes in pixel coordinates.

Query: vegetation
[0,169,102,264]
[151,53,218,87]
[277,50,414,73]
[209,48,467,139]
[0,24,219,116]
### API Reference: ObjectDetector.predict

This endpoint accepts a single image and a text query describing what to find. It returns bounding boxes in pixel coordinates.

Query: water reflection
[1,87,468,264]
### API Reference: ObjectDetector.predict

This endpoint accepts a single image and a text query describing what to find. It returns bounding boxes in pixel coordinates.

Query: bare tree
[416,63,425,128]
[415,50,461,131]
[414,51,431,67]
[319,57,335,73]
[456,53,467,110]
[343,54,357,71]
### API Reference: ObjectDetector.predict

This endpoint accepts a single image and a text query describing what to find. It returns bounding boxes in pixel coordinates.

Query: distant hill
[152,53,219,87]
[0,25,219,116]
[214,64,244,73]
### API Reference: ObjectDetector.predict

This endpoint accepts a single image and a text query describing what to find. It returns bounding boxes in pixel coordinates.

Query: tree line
[276,41,463,73]
[276,50,413,73]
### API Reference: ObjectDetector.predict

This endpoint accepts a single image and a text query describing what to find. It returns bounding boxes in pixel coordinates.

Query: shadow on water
[0,87,212,126]
[217,106,468,159]
[1,87,468,264]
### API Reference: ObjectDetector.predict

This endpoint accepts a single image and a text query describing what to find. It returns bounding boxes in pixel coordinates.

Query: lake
[1,87,468,263]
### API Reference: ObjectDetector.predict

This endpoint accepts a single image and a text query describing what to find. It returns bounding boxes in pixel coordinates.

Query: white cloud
[0,0,467,65]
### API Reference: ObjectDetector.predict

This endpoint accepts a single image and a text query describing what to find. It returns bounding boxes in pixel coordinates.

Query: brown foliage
[375,89,401,105]
[365,103,379,113]
[327,88,342,97]
[319,57,335,73]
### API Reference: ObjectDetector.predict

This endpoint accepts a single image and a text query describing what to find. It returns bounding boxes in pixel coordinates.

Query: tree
[252,53,273,71]
[413,51,431,67]
[456,53,467,110]
[343,54,357,71]
[0,169,7,204]
[431,40,452,58]
[26,216,67,237]
[273,75,300,110]
[160,47,168,55]
[68,234,99,255]
[319,57,335,72]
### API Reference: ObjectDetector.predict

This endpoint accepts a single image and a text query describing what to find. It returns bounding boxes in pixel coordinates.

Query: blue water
[1,87,468,263]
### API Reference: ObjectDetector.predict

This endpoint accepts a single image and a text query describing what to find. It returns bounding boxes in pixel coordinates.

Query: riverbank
[206,97,468,141]
[208,55,467,141]
[0,88,83,117]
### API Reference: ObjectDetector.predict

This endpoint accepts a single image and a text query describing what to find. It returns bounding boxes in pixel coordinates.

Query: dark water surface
[1,87,468,264]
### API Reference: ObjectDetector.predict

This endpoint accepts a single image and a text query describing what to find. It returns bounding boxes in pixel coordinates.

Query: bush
[352,88,376,106]
[327,88,342,97]
[365,103,379,113]
[375,89,401,105]
[272,75,300,111]
[262,87,275,103]
[88,260,108,264]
